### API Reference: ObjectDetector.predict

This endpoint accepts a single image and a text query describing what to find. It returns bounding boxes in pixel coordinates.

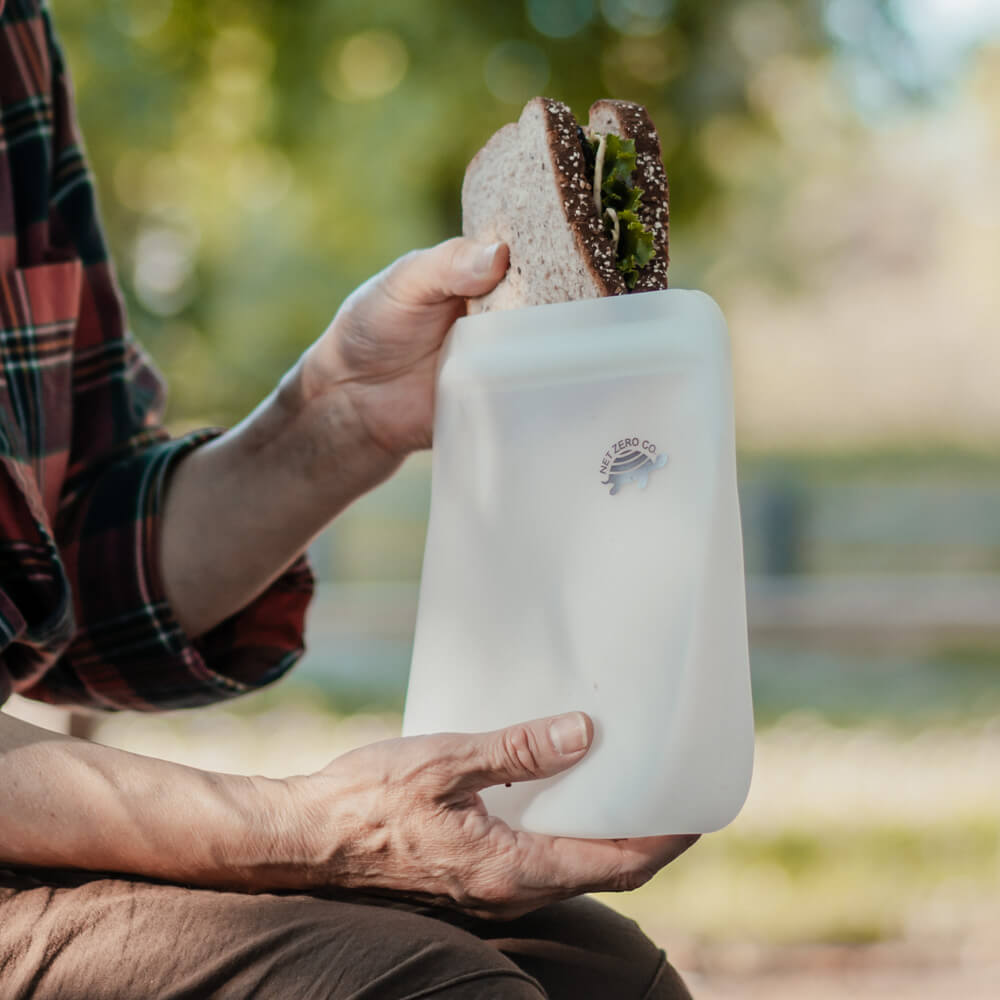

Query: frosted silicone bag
[402,289,754,838]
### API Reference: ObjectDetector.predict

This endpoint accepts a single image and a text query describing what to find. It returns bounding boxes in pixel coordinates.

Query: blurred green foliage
[54,0,988,425]
[51,0,850,425]
[603,813,1000,944]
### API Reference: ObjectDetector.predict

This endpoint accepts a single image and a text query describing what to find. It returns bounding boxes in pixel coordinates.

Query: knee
[274,899,546,999]
[643,957,694,1000]
[576,903,692,1000]
[572,903,692,999]
[484,896,692,1000]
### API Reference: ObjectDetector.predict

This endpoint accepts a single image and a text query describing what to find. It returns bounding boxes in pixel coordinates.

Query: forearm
[160,359,398,637]
[160,238,508,638]
[0,712,294,889]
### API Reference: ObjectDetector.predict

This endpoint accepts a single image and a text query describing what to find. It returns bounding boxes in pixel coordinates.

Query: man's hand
[1,709,696,919]
[297,238,509,461]
[276,711,698,920]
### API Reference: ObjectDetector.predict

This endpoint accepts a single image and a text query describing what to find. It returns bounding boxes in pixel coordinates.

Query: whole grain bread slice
[463,97,624,314]
[588,100,669,291]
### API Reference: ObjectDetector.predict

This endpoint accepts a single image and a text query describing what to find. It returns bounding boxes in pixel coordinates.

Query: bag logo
[599,437,668,495]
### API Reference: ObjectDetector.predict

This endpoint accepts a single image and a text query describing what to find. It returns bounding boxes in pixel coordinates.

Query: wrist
[265,353,401,495]
[210,774,321,892]
[229,773,358,894]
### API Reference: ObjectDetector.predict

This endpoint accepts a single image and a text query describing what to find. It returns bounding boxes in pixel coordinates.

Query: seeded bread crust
[588,100,669,291]
[541,100,624,299]
[463,98,624,314]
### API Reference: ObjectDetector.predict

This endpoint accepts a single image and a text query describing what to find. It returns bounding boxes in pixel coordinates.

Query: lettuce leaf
[600,133,637,204]
[585,133,656,287]
[617,209,655,289]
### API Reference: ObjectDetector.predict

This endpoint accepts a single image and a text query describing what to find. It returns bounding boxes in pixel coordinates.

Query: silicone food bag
[402,289,754,838]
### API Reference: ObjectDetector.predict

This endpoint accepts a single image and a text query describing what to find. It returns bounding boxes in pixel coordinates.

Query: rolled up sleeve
[43,426,314,711]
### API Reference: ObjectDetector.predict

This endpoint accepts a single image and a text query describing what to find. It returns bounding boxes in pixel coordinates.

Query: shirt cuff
[54,430,314,711]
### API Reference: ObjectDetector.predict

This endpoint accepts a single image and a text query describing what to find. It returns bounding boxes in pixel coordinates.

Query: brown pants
[0,867,692,999]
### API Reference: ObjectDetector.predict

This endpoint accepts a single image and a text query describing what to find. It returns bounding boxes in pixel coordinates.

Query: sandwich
[462,97,669,314]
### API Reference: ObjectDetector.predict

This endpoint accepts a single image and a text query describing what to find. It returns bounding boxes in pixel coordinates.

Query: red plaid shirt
[0,0,313,710]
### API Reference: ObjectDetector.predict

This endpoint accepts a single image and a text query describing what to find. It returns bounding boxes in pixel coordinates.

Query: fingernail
[473,242,501,275]
[549,712,589,756]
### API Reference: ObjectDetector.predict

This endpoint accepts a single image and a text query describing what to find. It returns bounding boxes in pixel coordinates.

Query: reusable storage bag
[402,289,754,838]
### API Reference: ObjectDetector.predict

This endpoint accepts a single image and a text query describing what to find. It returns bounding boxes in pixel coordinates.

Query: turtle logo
[599,438,668,495]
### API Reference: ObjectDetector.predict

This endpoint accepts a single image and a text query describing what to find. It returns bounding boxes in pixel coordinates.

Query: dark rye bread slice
[588,100,669,292]
[463,97,624,314]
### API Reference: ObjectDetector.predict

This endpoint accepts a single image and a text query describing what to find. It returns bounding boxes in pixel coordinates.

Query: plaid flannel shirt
[0,0,314,710]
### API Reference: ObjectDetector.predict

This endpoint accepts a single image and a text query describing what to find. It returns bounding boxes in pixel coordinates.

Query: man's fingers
[513,832,701,896]
[447,712,593,794]
[614,833,701,873]
[383,238,509,307]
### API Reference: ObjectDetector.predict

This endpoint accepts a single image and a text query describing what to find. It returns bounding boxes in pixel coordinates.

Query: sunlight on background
[8,0,999,996]
[323,30,409,102]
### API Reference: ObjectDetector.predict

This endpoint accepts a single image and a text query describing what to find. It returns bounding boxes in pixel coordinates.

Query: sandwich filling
[580,128,656,290]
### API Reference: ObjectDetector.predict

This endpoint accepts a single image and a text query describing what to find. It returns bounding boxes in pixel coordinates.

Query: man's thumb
[383,238,509,306]
[453,712,593,793]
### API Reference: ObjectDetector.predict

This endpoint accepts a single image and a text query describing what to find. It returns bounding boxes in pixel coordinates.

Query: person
[0,1,698,996]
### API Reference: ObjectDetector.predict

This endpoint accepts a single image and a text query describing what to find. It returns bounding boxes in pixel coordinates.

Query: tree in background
[54,0,978,426]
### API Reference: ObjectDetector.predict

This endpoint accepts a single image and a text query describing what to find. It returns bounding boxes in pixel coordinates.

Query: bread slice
[587,100,669,292]
[462,97,624,314]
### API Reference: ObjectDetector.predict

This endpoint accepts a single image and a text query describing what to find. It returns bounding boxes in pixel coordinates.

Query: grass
[601,817,1000,947]
[737,447,1000,485]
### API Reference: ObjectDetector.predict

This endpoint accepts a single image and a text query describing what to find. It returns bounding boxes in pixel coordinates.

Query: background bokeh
[10,1,1000,996]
